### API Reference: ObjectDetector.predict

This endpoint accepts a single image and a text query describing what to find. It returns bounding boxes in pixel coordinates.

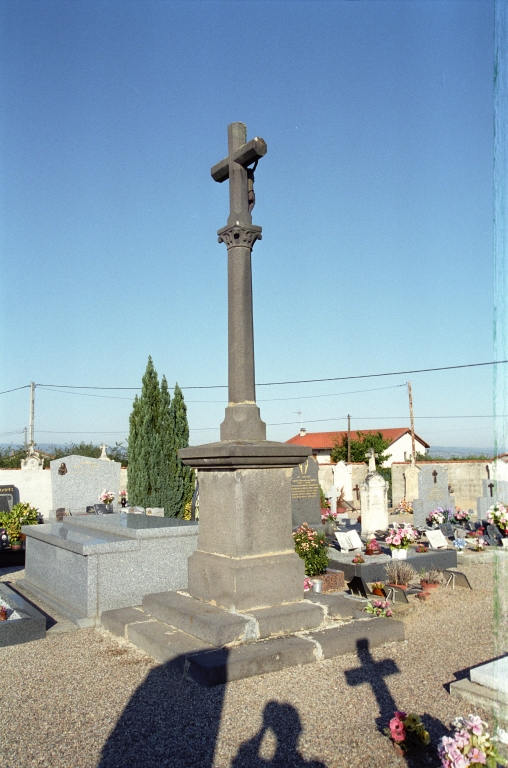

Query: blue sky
[0,0,501,452]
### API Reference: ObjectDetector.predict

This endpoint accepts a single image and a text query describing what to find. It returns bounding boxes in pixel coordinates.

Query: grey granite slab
[0,582,46,646]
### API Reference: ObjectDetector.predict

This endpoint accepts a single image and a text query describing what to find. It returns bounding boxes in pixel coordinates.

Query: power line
[0,385,31,396]
[24,358,508,392]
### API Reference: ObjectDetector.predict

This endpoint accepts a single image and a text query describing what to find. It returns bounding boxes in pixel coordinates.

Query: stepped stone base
[101,589,405,686]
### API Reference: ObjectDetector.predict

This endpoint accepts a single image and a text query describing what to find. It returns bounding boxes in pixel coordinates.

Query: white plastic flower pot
[391,548,408,559]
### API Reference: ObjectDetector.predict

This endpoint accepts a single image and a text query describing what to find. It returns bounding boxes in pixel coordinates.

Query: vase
[312,579,323,594]
[372,588,385,596]
[391,548,408,559]
[324,521,335,536]
[121,498,127,508]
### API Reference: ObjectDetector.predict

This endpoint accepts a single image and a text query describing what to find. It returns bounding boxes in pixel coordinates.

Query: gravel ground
[0,561,507,768]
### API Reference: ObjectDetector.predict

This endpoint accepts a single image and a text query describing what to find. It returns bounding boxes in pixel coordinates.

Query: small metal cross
[488,482,494,497]
[432,470,438,484]
[353,483,360,500]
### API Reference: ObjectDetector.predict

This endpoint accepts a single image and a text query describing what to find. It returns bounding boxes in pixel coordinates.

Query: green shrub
[293,522,329,576]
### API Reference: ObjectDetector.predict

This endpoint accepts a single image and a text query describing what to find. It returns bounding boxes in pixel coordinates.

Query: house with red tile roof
[286,427,430,467]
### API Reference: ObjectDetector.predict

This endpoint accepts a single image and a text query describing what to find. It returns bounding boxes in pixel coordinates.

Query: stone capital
[217,224,262,249]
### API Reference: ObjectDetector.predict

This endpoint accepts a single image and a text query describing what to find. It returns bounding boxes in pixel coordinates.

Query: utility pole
[29,382,35,453]
[407,381,416,466]
[347,414,351,463]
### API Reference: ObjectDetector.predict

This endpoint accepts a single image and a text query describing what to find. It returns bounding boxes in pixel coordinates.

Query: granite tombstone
[412,466,455,527]
[291,456,321,528]
[50,454,121,516]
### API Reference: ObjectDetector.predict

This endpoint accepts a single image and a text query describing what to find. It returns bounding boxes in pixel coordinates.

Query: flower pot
[420,581,439,591]
[313,579,323,594]
[10,541,22,551]
[388,583,408,591]
[0,607,6,621]
[391,548,408,559]
[372,588,385,596]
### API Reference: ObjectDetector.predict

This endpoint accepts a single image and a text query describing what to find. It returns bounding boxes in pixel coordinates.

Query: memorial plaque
[291,457,321,528]
[426,529,449,549]
[0,485,16,513]
[94,504,114,515]
[443,569,472,590]
[439,523,454,538]
[145,507,164,517]
[347,530,364,550]
[335,532,354,551]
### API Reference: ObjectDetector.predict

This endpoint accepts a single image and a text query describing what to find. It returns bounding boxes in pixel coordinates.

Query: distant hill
[427,446,494,459]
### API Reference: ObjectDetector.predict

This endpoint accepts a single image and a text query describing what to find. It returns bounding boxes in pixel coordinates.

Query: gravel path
[0,561,506,768]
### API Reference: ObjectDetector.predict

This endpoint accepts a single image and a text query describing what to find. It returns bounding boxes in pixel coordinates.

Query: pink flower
[467,747,486,763]
[454,730,470,749]
[464,715,483,736]
[389,717,406,742]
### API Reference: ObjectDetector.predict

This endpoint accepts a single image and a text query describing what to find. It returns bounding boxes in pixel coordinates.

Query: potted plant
[371,581,385,596]
[420,568,442,592]
[99,490,115,512]
[386,524,419,559]
[293,523,329,577]
[415,544,427,553]
[365,537,382,556]
[384,711,430,757]
[385,560,417,590]
[0,502,39,548]
[352,554,365,564]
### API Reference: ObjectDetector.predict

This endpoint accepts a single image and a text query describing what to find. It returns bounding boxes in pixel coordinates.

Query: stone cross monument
[211,122,267,441]
[179,122,311,612]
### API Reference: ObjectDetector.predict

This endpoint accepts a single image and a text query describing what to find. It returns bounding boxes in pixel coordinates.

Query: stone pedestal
[179,441,310,611]
[360,472,388,535]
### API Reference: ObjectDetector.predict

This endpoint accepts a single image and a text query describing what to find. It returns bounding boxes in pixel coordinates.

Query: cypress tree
[127,356,162,506]
[167,382,195,518]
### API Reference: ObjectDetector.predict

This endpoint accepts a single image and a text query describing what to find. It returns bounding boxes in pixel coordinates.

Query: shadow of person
[97,651,228,768]
[231,701,326,768]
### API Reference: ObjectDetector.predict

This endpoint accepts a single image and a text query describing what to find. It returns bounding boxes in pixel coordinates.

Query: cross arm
[211,137,267,182]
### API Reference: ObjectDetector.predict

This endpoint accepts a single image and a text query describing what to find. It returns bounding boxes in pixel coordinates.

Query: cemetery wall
[392,461,490,511]
[0,469,52,518]
[317,463,368,509]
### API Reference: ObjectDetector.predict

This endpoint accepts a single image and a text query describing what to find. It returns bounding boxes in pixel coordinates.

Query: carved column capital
[217,224,262,249]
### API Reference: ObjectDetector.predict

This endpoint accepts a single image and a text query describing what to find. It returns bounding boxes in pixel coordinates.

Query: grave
[332,461,353,505]
[451,657,508,724]
[0,582,46,647]
[403,465,420,501]
[50,453,121,516]
[101,122,404,683]
[360,448,389,535]
[328,541,457,582]
[291,456,322,528]
[21,514,198,627]
[412,466,455,527]
[477,478,508,519]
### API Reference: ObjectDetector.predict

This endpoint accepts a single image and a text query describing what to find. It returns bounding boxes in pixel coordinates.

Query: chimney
[299,428,307,437]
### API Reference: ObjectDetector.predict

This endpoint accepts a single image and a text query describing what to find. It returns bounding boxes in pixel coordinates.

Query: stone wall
[392,461,491,511]
[317,463,368,510]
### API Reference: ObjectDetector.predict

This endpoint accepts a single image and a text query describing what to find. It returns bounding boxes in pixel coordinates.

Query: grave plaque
[291,457,321,528]
[443,570,472,590]
[439,522,454,538]
[145,507,164,517]
[347,576,370,599]
[426,529,449,549]
[0,485,17,513]
[94,504,114,515]
[335,532,354,551]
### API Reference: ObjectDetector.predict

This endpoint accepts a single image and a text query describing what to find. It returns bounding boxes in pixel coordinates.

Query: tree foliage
[127,359,194,517]
[330,430,392,466]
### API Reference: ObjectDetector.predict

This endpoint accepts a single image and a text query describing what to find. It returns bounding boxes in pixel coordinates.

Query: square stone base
[188,550,305,611]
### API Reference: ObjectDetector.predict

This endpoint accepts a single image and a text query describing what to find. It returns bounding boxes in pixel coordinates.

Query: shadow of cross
[344,638,400,733]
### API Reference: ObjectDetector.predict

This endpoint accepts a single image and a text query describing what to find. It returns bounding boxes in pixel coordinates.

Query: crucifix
[432,470,438,484]
[353,483,360,501]
[365,448,378,473]
[211,122,268,441]
[488,482,495,497]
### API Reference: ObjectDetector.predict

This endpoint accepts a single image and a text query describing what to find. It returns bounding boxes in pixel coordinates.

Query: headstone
[50,454,121,516]
[291,456,321,528]
[426,529,449,549]
[347,576,370,598]
[477,478,508,518]
[332,461,353,502]
[360,451,388,535]
[412,466,455,527]
[0,485,17,513]
[403,465,420,501]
